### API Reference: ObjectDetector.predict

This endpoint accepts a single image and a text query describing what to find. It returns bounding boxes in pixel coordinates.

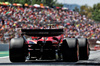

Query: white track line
[0,56,9,58]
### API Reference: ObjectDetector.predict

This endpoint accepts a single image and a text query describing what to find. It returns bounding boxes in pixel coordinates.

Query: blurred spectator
[0,5,100,43]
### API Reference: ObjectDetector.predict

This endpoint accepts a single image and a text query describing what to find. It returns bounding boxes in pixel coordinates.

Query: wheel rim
[77,43,79,61]
[87,43,89,57]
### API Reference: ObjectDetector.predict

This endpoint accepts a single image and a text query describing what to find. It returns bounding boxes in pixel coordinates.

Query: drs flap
[21,29,63,36]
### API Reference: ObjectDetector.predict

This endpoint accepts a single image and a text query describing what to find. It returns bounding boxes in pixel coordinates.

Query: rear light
[28,45,32,47]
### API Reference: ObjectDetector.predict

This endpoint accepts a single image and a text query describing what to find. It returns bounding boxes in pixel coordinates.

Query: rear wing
[21,29,64,36]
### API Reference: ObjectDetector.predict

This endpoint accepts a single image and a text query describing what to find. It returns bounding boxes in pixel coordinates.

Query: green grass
[0,51,9,57]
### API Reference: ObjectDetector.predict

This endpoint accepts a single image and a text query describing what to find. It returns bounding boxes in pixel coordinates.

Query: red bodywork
[27,35,63,44]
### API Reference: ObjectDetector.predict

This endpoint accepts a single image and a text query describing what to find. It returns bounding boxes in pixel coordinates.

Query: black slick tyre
[9,38,25,62]
[61,38,79,62]
[78,38,89,60]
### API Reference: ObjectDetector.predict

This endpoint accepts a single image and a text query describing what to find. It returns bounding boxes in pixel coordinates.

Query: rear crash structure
[9,29,90,62]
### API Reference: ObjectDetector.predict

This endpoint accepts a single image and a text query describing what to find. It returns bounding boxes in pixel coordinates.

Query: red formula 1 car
[9,29,90,62]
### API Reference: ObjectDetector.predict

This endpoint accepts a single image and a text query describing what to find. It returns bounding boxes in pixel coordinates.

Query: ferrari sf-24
[9,29,90,62]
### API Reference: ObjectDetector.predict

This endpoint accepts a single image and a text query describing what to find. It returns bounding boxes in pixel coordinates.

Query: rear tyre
[78,38,89,60]
[61,38,79,62]
[9,38,25,62]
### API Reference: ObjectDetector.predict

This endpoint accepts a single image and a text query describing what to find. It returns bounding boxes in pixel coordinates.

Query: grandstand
[0,3,100,44]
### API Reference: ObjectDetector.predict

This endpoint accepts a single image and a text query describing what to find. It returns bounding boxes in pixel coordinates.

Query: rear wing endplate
[21,29,64,36]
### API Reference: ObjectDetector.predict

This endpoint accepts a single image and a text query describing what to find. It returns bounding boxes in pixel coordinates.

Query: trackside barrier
[0,44,9,51]
[88,39,100,51]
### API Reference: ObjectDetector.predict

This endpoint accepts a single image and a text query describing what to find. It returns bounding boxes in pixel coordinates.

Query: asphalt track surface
[0,51,100,66]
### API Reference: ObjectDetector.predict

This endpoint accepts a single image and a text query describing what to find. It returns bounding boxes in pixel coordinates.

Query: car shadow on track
[0,61,76,65]
[0,61,100,65]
